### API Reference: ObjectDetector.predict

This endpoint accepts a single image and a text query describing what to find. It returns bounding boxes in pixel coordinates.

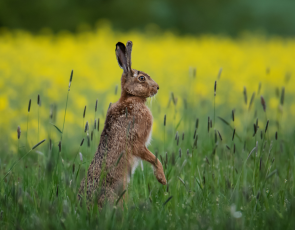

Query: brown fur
[78,41,166,207]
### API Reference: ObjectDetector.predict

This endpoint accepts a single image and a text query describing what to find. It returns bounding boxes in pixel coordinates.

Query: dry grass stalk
[265,120,269,133]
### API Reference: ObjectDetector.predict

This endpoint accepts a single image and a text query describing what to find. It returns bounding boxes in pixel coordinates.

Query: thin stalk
[38,106,40,141]
[61,90,70,140]
[26,113,29,148]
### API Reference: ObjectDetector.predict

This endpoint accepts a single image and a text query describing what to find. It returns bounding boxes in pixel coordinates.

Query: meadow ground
[0,25,295,229]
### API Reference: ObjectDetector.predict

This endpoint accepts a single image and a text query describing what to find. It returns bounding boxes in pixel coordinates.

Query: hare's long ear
[126,41,133,72]
[115,42,128,73]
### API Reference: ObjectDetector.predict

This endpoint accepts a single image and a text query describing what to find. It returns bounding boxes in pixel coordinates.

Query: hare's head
[115,41,159,98]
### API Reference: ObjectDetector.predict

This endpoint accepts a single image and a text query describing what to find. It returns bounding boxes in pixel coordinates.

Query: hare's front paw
[155,165,167,185]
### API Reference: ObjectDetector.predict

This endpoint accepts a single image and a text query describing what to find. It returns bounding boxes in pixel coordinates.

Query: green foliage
[1,0,295,36]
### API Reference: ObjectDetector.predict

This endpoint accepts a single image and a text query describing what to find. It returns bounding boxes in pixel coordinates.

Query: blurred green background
[1,0,295,36]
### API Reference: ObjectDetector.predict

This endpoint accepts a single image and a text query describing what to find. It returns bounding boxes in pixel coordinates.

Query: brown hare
[78,41,167,207]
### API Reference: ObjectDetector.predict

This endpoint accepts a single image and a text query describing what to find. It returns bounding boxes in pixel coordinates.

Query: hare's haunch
[78,41,166,207]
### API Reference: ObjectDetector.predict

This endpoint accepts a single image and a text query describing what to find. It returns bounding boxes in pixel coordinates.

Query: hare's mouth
[149,92,157,98]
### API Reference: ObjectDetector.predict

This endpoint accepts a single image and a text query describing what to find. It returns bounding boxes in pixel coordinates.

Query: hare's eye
[138,76,145,81]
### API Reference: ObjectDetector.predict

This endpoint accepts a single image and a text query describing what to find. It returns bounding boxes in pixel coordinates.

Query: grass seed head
[79,152,83,161]
[253,124,257,136]
[218,130,222,141]
[84,121,89,133]
[87,135,90,147]
[83,106,86,118]
[243,86,247,105]
[164,114,166,126]
[91,131,93,141]
[193,129,197,139]
[58,141,61,152]
[275,132,278,140]
[179,148,182,158]
[72,164,75,173]
[280,87,285,106]
[260,131,263,140]
[68,70,73,89]
[28,99,31,112]
[214,81,217,96]
[215,130,217,143]
[195,118,199,129]
[95,99,98,112]
[232,109,235,122]
[80,138,84,146]
[208,116,210,132]
[32,139,46,150]
[97,118,100,131]
[94,119,96,129]
[233,144,236,154]
[232,129,235,141]
[17,126,21,139]
[182,132,184,141]
[175,131,178,140]
[260,96,266,112]
[37,94,41,106]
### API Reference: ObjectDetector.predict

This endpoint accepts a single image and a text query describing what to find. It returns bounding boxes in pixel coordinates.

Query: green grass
[1,76,295,230]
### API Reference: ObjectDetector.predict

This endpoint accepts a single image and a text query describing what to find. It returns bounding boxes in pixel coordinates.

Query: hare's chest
[143,107,153,146]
